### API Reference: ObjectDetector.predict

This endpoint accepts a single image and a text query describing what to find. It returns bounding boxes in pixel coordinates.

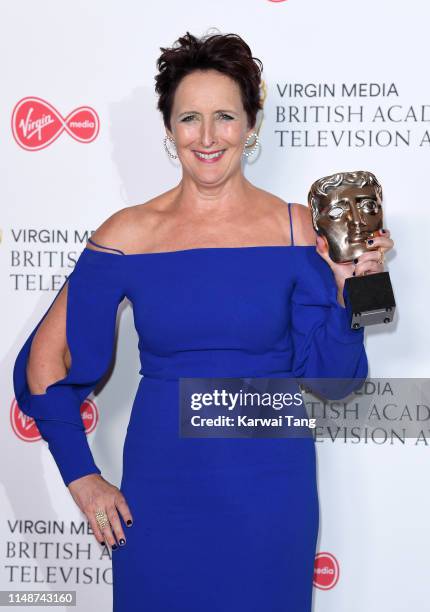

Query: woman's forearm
[26,343,69,395]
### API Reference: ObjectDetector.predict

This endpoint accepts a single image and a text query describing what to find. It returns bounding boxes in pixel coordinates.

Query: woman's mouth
[193,149,226,163]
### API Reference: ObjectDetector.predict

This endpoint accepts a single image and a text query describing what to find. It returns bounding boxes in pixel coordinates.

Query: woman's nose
[200,119,217,147]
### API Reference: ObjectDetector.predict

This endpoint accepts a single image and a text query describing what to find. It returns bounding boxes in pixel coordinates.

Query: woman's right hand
[67,473,134,551]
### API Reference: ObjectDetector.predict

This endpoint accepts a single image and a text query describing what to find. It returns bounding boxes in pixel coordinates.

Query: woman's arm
[13,210,139,551]
[13,240,126,487]
[290,204,368,398]
[26,282,70,396]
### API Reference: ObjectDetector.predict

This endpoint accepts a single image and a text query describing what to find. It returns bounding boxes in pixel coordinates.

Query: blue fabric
[13,240,368,611]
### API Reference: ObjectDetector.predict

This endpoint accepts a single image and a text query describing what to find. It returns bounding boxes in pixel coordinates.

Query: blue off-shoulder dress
[13,202,367,612]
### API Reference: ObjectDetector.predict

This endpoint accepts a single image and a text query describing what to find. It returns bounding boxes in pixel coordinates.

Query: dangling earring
[164,134,178,159]
[243,131,260,158]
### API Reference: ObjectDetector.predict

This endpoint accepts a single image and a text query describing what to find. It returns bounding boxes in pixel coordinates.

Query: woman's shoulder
[289,201,317,246]
[85,193,171,255]
[254,187,317,246]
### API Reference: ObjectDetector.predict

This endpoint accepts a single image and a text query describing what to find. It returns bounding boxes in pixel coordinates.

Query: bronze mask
[308,171,383,263]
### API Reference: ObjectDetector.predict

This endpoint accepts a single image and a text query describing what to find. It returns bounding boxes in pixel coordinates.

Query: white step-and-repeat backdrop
[2,1,428,610]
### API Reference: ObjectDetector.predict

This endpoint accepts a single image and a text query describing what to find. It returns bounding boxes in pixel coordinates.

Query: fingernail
[112,544,118,550]
[126,520,133,527]
[353,258,358,264]
[367,239,374,245]
[380,228,386,233]
[119,538,126,546]
[352,271,355,276]
[101,541,106,546]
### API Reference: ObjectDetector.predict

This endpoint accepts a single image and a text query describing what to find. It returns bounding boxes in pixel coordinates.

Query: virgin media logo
[11,397,99,442]
[313,552,340,590]
[11,96,100,151]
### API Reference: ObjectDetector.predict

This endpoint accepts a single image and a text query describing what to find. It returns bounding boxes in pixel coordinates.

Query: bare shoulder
[85,206,145,254]
[289,202,318,246]
[86,193,170,254]
[254,188,317,246]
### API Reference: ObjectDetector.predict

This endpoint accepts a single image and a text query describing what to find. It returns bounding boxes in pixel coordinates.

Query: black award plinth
[343,271,396,329]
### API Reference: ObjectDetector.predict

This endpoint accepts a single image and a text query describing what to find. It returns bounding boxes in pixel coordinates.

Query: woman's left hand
[316,228,394,306]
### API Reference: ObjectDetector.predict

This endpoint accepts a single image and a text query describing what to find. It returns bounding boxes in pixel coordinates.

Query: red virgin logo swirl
[11,96,100,151]
[11,396,99,442]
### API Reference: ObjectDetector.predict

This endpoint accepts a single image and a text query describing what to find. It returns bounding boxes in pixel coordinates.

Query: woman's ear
[164,121,175,139]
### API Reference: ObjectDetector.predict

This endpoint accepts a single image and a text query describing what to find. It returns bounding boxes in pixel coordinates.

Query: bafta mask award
[308,170,396,329]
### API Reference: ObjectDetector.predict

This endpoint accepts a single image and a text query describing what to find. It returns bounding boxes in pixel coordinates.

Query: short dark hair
[154,31,264,132]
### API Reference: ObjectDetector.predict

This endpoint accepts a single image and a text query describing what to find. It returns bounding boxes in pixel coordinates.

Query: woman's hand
[316,228,394,307]
[68,473,134,551]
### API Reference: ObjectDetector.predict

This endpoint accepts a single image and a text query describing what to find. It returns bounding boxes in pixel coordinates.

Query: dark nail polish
[380,228,386,233]
[367,239,374,245]
[352,271,355,276]
[101,541,106,546]
[119,538,126,546]
[353,258,358,264]
[112,544,118,550]
[126,520,133,527]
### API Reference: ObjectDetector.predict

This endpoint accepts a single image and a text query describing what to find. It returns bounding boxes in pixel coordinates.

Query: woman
[13,32,394,611]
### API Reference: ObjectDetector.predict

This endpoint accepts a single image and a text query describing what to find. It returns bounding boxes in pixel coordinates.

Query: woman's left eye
[218,113,233,120]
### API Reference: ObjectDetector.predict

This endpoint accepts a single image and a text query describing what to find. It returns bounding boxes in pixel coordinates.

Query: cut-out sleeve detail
[290,249,368,399]
[13,249,126,486]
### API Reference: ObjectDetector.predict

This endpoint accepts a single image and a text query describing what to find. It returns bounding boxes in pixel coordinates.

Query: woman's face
[166,69,254,185]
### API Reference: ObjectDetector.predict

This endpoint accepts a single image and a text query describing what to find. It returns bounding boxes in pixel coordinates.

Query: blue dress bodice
[13,217,367,487]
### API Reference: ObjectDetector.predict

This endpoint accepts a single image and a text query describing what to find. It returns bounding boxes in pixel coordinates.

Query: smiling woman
[161,67,261,175]
[12,30,392,612]
[156,31,263,177]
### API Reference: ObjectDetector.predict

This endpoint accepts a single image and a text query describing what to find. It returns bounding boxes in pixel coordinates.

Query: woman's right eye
[181,115,195,122]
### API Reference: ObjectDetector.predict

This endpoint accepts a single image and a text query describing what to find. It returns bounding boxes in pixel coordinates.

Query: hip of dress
[120,376,317,502]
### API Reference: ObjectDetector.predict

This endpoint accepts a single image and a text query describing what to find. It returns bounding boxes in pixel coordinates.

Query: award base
[343,271,396,329]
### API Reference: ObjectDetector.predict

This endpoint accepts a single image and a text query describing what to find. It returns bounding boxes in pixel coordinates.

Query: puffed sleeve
[13,248,126,487]
[290,248,368,399]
